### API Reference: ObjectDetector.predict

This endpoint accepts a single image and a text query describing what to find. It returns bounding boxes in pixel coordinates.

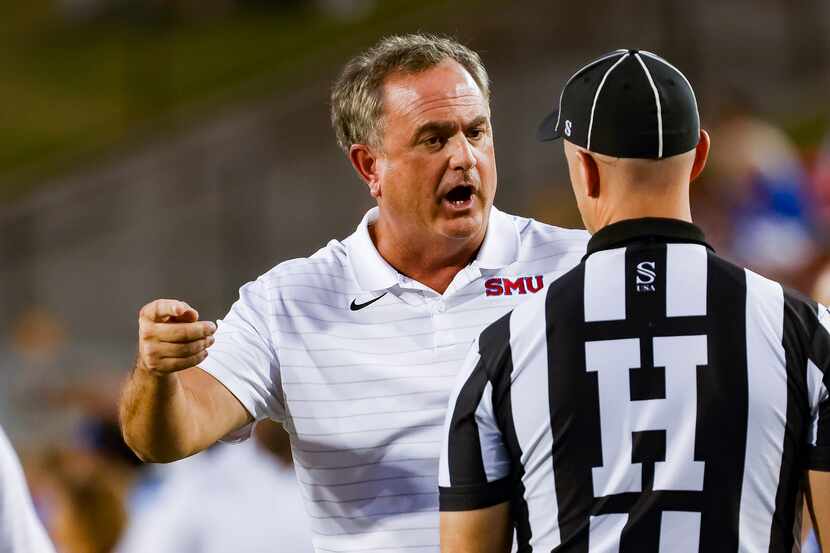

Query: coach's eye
[423,136,444,148]
[467,127,485,141]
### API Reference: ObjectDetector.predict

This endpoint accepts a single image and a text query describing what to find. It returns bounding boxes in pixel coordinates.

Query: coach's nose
[448,134,477,172]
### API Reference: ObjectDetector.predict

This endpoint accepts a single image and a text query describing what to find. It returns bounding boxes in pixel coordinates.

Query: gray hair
[330,33,491,154]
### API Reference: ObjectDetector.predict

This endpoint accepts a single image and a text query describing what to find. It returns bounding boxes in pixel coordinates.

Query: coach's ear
[577,150,601,199]
[349,144,382,199]
[690,129,710,183]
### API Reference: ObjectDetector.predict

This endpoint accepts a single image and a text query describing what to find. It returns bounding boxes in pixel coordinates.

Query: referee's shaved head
[563,131,710,234]
[585,146,698,186]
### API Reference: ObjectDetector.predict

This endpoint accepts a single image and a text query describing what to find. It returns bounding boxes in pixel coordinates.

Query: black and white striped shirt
[439,218,830,553]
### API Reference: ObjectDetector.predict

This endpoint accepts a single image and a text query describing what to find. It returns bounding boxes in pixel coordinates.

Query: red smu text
[484,275,544,296]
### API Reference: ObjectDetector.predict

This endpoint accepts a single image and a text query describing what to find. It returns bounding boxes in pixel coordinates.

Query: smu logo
[485,275,544,296]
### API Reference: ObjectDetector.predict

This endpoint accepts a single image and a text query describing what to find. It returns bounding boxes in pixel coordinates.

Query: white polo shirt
[200,206,588,553]
[0,426,56,553]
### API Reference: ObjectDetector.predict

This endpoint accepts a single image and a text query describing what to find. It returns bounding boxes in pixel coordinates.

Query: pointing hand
[137,299,216,373]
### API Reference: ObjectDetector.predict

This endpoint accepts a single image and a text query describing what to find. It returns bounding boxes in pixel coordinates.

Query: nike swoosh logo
[350,293,387,311]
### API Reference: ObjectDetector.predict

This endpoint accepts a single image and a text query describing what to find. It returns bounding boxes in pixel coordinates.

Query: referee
[438,49,830,552]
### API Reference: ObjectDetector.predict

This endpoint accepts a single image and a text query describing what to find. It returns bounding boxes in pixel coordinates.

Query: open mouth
[443,185,475,209]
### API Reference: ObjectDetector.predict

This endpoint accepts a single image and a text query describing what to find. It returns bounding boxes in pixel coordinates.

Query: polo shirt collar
[587,217,712,257]
[347,208,401,292]
[474,206,521,270]
[347,206,520,292]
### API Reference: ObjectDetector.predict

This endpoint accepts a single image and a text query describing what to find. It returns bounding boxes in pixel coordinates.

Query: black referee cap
[537,49,700,159]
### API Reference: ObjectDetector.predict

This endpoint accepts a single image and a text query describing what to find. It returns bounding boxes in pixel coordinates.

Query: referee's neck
[579,131,708,234]
[603,203,693,230]
[585,183,692,235]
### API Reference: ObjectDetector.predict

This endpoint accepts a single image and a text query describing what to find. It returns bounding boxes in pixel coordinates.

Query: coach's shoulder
[511,212,589,252]
[494,210,587,278]
[258,239,350,288]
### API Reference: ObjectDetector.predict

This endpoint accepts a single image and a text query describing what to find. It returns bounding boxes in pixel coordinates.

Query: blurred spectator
[29,447,128,553]
[811,133,830,240]
[0,426,57,553]
[42,377,142,470]
[814,260,830,304]
[20,377,143,553]
[116,420,312,553]
[1,306,130,451]
[0,307,71,445]
[705,96,820,282]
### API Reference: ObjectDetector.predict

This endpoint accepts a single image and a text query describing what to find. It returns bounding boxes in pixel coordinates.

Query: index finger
[140,299,198,322]
[153,321,217,343]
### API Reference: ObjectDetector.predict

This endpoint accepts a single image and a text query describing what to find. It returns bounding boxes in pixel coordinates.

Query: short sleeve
[200,277,285,441]
[806,304,830,470]
[439,336,512,511]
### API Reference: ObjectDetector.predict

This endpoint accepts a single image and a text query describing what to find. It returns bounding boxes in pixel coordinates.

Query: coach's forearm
[119,363,203,463]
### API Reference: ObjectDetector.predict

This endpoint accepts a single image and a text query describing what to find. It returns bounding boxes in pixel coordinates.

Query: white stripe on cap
[634,53,664,158]
[554,49,628,134]
[587,53,630,152]
[639,50,698,117]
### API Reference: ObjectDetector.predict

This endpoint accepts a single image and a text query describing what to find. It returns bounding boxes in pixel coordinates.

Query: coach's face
[365,60,497,243]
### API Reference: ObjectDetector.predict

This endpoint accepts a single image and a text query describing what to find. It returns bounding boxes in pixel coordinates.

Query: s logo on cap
[564,120,572,137]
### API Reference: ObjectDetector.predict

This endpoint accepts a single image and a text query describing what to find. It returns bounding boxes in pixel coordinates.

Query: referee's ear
[577,150,601,199]
[690,129,711,183]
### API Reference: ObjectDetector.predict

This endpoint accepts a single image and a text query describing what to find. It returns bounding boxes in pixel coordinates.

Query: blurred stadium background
[1,1,829,551]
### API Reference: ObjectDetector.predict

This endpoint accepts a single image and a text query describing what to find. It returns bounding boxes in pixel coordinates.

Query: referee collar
[587,217,712,257]
[347,206,520,292]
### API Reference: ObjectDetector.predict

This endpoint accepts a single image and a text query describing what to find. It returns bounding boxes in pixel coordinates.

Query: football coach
[119,34,588,553]
[439,49,830,553]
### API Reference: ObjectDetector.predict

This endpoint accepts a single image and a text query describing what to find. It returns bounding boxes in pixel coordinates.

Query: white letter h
[585,335,707,497]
